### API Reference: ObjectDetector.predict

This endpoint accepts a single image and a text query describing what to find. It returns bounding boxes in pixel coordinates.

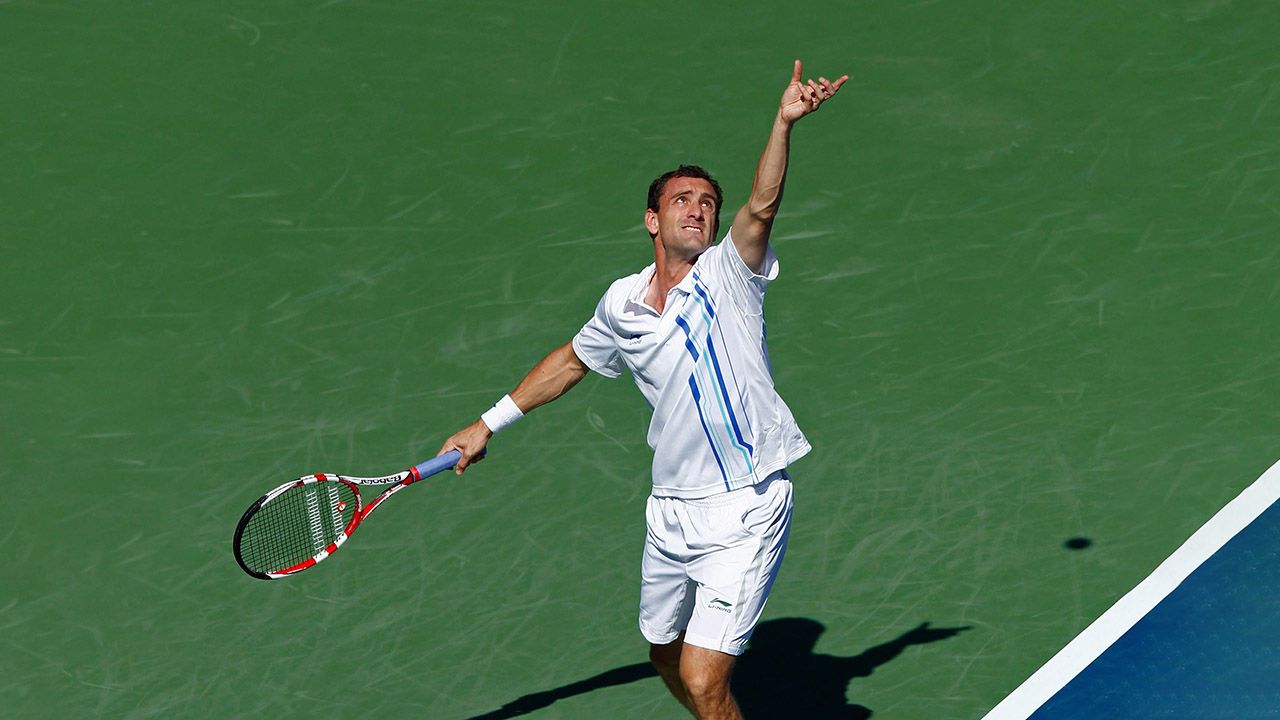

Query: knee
[679,666,730,705]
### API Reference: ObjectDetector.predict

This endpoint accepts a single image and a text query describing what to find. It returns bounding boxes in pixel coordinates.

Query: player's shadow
[464,618,969,719]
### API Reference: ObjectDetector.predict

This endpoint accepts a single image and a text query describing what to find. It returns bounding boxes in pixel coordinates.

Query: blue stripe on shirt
[684,287,755,476]
[673,315,700,360]
[688,374,730,488]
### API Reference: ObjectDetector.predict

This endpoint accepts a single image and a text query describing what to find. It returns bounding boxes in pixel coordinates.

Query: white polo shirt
[572,229,811,498]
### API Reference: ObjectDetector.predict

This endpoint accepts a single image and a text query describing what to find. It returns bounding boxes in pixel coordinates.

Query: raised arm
[438,341,589,473]
[731,60,848,273]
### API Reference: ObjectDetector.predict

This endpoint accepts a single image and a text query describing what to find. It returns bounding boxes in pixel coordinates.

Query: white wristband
[480,394,524,433]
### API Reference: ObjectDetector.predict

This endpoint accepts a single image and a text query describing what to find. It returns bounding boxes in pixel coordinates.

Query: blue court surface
[985,460,1280,719]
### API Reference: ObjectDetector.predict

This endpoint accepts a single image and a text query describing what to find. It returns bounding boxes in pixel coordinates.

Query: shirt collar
[674,266,699,294]
[624,261,699,317]
[623,264,659,316]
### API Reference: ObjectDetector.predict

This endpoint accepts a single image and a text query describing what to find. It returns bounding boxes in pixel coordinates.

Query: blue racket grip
[413,448,487,479]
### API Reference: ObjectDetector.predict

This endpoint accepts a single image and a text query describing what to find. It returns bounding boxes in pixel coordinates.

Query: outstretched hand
[778,59,848,124]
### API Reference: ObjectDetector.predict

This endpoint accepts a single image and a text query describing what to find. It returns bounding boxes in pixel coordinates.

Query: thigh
[684,476,794,656]
[638,496,697,645]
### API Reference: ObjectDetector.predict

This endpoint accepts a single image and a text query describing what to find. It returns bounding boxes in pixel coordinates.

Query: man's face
[645,176,719,258]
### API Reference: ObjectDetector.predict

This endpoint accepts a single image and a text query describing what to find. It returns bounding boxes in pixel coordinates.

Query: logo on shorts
[708,598,733,613]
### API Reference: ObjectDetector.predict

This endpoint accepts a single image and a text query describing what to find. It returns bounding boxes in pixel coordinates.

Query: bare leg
[650,634,696,716]
[679,643,741,720]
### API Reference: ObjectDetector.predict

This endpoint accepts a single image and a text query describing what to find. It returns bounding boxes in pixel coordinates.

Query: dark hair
[647,164,724,232]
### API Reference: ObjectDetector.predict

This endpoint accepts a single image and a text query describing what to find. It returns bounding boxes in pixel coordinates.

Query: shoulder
[698,229,779,283]
[607,271,642,297]
[588,267,649,323]
[600,267,649,305]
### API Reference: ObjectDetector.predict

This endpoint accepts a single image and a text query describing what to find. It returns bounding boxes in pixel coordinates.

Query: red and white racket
[232,449,476,580]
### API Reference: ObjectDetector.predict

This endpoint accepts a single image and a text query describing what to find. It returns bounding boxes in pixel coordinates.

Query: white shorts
[638,471,793,656]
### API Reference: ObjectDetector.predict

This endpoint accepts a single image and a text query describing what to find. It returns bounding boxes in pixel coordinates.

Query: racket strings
[238,481,358,574]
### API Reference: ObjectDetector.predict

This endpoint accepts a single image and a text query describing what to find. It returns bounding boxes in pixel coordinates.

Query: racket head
[232,474,362,580]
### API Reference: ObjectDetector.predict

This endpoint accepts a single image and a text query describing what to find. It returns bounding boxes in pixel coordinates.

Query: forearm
[440,342,587,471]
[745,114,795,225]
[732,115,795,272]
[508,341,588,414]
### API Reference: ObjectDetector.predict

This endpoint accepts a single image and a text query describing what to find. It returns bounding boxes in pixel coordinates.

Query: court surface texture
[4,2,1278,718]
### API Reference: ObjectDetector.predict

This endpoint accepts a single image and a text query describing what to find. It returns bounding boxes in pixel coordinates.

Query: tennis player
[440,60,846,720]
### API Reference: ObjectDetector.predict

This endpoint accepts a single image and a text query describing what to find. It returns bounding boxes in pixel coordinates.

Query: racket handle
[412,448,486,480]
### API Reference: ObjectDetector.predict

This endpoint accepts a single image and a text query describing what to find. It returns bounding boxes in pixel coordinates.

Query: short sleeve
[572,289,625,378]
[698,228,780,314]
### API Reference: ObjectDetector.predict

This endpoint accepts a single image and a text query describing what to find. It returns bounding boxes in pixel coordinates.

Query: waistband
[664,469,791,507]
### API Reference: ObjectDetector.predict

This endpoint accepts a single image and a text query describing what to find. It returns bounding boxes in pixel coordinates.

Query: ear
[644,208,659,237]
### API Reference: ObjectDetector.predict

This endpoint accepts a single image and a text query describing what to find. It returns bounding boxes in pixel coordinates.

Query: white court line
[983,457,1280,720]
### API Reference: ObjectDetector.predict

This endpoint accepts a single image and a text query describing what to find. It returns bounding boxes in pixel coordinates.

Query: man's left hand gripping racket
[232,449,480,580]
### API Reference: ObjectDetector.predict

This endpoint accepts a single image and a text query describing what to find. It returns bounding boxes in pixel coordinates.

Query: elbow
[746,195,779,224]
[561,342,590,378]
[745,206,777,230]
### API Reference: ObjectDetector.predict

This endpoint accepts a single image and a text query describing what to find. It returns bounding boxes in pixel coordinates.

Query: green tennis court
[4,2,1277,717]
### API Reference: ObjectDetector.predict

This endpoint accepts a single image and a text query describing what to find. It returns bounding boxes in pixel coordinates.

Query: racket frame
[233,451,466,580]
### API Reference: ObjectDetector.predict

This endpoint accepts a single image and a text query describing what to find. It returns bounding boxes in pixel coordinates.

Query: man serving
[440,60,847,720]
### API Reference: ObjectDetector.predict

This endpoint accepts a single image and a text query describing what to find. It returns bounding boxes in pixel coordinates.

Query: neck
[646,240,698,313]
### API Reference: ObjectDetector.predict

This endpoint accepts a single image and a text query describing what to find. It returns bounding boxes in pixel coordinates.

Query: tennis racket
[232,449,480,580]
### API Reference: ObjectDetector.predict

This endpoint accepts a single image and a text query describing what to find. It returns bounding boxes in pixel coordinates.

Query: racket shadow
[463,618,969,719]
